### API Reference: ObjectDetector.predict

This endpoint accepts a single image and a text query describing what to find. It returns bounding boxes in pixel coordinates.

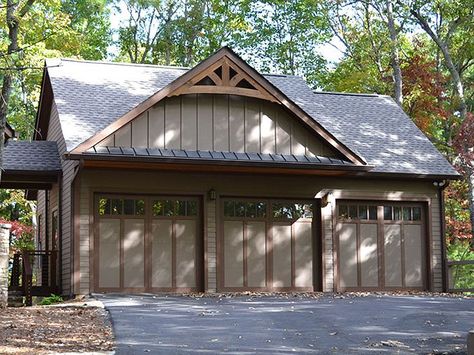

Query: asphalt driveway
[97,294,474,354]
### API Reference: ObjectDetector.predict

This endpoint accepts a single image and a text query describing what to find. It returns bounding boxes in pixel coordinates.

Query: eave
[66,152,373,177]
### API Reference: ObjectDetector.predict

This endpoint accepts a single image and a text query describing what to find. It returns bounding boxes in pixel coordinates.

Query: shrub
[0,218,35,252]
[39,294,63,305]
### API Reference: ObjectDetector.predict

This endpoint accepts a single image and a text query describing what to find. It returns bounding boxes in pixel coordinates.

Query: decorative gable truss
[168,57,278,103]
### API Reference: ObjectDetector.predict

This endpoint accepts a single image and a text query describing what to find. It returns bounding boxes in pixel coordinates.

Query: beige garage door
[220,199,316,291]
[95,195,202,292]
[336,201,426,291]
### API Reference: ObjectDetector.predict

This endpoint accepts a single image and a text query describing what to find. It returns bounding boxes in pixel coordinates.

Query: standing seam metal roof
[45,58,458,177]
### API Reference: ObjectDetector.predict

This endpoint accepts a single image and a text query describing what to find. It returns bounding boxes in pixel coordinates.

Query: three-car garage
[93,194,428,294]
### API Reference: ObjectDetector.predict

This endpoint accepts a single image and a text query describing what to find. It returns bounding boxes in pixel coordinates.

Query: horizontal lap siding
[79,182,90,294]
[47,103,78,295]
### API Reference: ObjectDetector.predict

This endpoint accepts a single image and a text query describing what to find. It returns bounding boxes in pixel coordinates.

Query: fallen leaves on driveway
[0,305,114,354]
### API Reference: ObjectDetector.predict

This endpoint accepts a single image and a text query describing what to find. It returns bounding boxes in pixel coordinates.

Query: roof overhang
[0,170,60,189]
[66,148,373,177]
[1,140,62,190]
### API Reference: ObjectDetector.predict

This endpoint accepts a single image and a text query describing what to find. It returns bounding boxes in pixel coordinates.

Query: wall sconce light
[208,188,217,201]
[321,192,331,208]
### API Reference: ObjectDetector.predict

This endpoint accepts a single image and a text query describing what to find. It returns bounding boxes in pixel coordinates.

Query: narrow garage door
[336,201,426,291]
[95,195,202,292]
[220,199,317,291]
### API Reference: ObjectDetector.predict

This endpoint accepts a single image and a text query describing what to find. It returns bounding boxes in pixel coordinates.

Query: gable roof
[40,50,458,178]
[62,48,364,164]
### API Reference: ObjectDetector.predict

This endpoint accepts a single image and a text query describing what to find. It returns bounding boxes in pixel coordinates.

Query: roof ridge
[52,58,298,77]
[313,90,383,98]
[55,58,191,71]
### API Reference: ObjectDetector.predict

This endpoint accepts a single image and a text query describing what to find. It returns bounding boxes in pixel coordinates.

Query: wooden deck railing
[447,260,474,293]
[9,250,59,306]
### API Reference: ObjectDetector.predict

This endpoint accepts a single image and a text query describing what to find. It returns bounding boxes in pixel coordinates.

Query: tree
[237,0,330,87]
[0,0,35,183]
[405,1,474,239]
[406,1,473,120]
[115,0,245,66]
[324,0,409,103]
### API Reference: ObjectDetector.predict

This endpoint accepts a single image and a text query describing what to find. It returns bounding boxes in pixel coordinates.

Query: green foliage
[114,0,330,86]
[39,294,64,305]
[447,240,474,291]
[0,189,34,224]
[236,0,330,86]
[1,0,111,140]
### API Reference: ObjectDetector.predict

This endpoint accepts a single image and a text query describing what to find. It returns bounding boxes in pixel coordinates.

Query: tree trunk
[386,0,403,106]
[410,7,467,120]
[467,166,474,246]
[410,5,473,241]
[0,0,20,182]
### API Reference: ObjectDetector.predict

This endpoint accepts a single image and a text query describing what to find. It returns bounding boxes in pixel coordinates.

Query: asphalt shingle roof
[45,58,458,177]
[3,140,61,172]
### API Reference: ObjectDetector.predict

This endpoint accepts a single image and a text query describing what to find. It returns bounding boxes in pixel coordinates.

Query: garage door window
[272,203,312,220]
[223,201,267,218]
[384,205,422,221]
[152,199,197,217]
[98,197,145,216]
[338,204,377,220]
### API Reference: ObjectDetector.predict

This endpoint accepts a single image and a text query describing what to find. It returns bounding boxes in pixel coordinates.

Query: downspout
[45,190,49,250]
[437,180,449,292]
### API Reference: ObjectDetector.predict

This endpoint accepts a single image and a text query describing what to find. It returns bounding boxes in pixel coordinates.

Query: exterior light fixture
[208,188,217,201]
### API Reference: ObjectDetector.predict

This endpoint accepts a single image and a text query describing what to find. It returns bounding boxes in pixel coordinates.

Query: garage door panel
[99,219,121,288]
[224,221,244,287]
[151,220,172,288]
[339,224,358,288]
[404,224,423,287]
[272,224,292,288]
[384,224,402,287]
[360,224,378,287]
[96,196,201,293]
[247,222,266,288]
[294,222,312,287]
[123,219,145,288]
[176,220,196,288]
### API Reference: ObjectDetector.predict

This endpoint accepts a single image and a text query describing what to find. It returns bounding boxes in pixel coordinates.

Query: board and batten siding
[96,94,340,158]
[44,102,78,295]
[75,169,444,294]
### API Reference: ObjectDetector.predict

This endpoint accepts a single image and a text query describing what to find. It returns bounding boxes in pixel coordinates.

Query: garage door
[336,201,426,291]
[220,199,317,291]
[95,195,202,292]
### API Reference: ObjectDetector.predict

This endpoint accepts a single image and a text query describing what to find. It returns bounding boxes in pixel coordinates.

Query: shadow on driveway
[96,294,474,354]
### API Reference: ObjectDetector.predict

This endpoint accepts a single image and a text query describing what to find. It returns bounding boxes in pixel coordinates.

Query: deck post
[468,330,474,355]
[0,223,12,307]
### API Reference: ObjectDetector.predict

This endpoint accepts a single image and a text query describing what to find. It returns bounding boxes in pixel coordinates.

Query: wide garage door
[95,195,203,293]
[220,199,318,291]
[336,201,427,291]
